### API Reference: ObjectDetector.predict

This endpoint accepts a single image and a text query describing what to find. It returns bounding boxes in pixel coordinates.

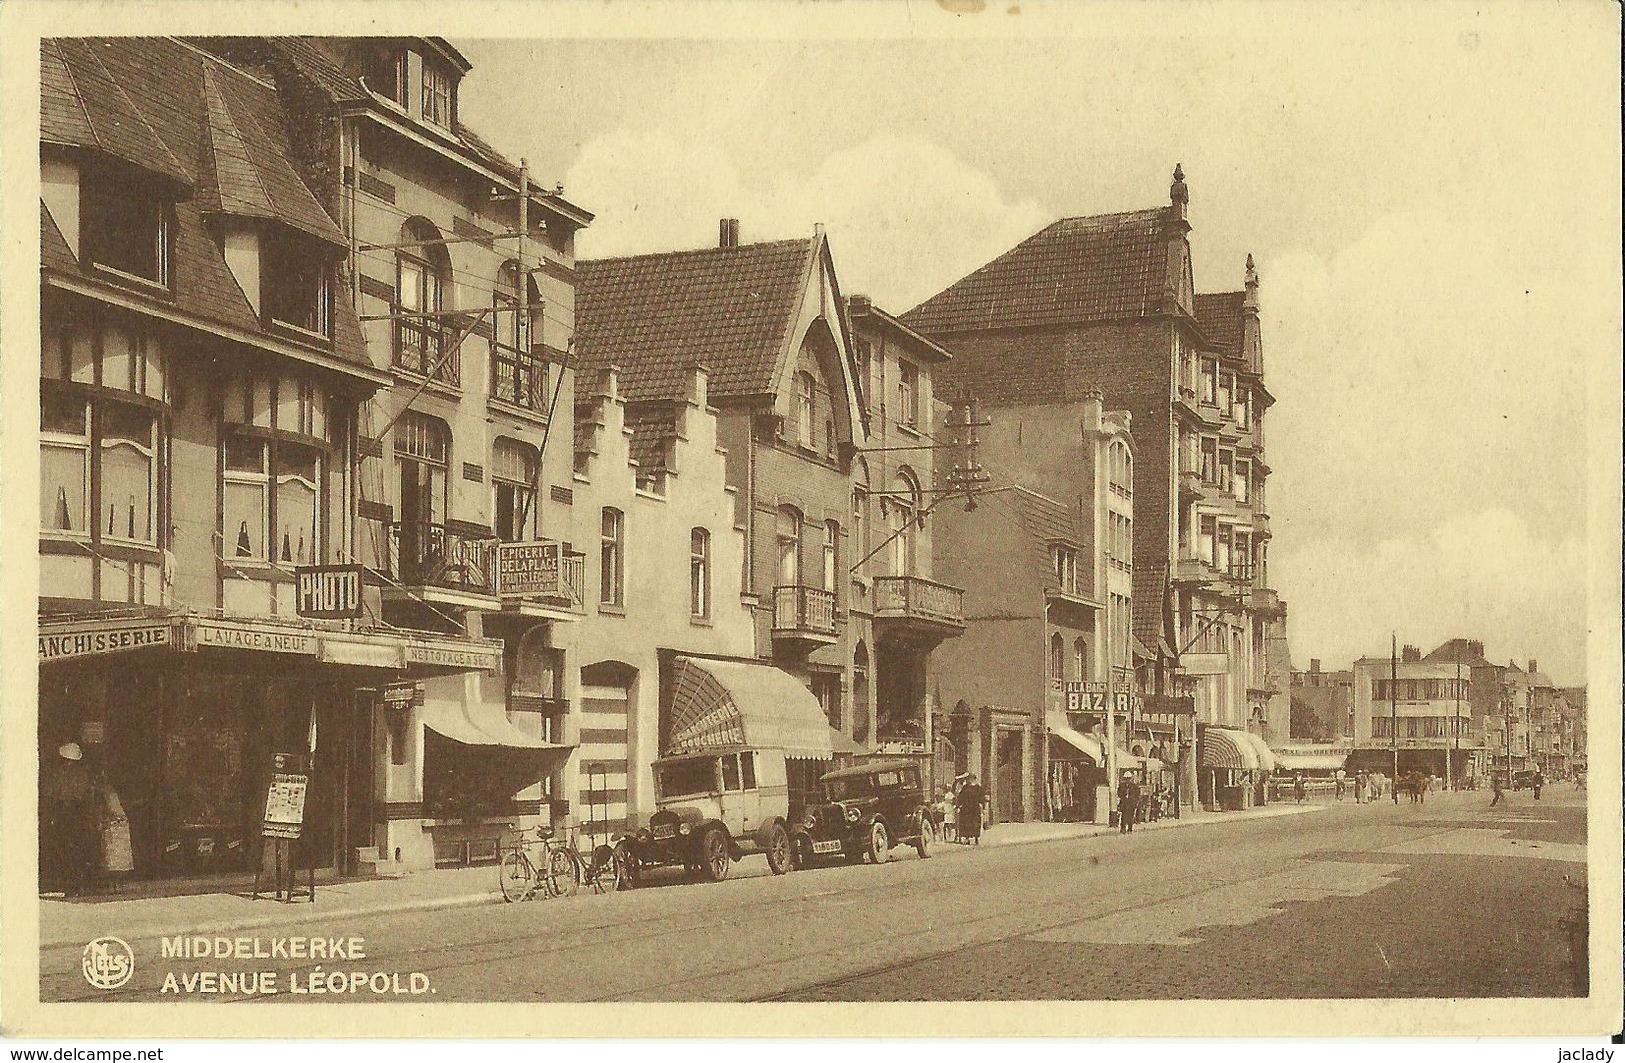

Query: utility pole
[1390,632,1399,804]
[1450,656,1460,791]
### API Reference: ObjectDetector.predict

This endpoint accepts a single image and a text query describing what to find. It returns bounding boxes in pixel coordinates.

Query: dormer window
[83,164,171,289]
[422,61,452,128]
[1052,545,1078,594]
[262,228,332,339]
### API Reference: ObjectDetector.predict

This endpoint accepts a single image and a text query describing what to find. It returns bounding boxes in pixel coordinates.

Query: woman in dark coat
[955,775,986,845]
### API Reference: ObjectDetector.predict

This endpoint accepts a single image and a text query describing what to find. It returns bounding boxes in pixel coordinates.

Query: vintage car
[617,746,795,884]
[790,759,935,868]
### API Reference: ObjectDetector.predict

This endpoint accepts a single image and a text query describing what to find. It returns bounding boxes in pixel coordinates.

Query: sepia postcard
[0,0,1620,1043]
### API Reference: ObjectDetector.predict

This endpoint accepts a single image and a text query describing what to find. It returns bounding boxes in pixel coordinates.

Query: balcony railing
[507,693,573,744]
[394,318,461,386]
[490,343,550,412]
[873,575,965,628]
[772,585,838,635]
[387,521,497,595]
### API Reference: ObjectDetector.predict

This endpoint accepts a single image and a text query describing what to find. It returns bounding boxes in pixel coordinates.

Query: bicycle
[500,826,627,902]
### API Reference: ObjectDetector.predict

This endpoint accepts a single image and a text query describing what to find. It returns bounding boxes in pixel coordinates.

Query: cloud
[1273,507,1587,684]
[567,130,1049,310]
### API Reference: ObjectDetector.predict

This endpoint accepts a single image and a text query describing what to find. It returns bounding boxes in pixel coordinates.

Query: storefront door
[995,727,1024,822]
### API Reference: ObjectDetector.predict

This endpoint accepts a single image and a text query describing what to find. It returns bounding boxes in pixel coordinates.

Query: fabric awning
[1045,710,1103,763]
[1275,751,1350,772]
[1240,732,1278,772]
[420,690,570,751]
[1200,727,1260,771]
[667,656,845,760]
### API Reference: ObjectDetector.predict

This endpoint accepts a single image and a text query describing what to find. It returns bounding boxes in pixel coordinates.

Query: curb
[42,804,1327,950]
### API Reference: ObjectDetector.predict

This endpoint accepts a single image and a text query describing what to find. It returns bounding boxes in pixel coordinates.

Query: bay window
[40,393,90,535]
[99,403,158,544]
[221,372,331,566]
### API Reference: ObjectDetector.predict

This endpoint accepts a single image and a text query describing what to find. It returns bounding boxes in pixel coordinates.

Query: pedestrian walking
[1489,773,1505,807]
[955,774,986,846]
[1292,771,1307,804]
[1353,770,1365,804]
[1117,771,1141,834]
[40,742,97,897]
[1334,771,1346,801]
[1532,770,1543,800]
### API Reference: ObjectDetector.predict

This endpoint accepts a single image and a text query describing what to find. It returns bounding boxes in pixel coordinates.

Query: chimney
[1310,658,1321,675]
[1468,640,1484,660]
[1081,389,1103,433]
[849,293,872,315]
[1527,659,1538,676]
[1169,163,1188,221]
[1401,644,1421,663]
[719,218,739,248]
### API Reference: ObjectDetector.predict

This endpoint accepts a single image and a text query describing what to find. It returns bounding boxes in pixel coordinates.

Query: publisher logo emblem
[82,936,134,990]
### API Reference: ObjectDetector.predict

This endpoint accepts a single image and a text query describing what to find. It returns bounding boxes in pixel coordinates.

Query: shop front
[37,613,499,887]
[1045,710,1106,823]
[1198,725,1263,811]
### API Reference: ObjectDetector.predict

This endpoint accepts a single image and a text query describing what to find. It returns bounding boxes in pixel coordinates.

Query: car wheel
[765,823,791,875]
[915,812,934,860]
[867,820,890,865]
[700,828,731,882]
[612,843,638,891]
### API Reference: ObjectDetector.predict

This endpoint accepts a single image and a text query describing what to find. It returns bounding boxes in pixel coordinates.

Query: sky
[452,4,1617,685]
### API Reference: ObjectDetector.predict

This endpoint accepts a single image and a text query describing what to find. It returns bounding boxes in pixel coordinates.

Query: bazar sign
[39,622,172,662]
[495,541,560,597]
[194,621,316,656]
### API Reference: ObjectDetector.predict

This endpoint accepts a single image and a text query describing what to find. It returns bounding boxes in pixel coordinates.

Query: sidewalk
[40,802,1324,950]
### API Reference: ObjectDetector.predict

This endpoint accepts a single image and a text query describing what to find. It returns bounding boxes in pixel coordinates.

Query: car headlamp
[678,822,691,836]
[843,806,862,824]
[803,811,819,830]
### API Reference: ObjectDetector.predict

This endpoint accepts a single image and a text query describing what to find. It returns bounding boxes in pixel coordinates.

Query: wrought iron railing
[772,585,837,635]
[507,694,572,744]
[387,521,496,594]
[872,575,965,627]
[490,343,550,411]
[394,318,461,386]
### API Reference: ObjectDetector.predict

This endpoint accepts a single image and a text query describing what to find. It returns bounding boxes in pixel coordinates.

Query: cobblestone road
[40,787,1588,1003]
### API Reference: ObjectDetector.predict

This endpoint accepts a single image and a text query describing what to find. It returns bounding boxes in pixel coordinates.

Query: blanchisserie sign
[295,564,365,619]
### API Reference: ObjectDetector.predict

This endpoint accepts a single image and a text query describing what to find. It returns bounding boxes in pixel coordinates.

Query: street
[41,787,1588,1003]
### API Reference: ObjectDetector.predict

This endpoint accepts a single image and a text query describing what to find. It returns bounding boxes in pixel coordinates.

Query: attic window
[83,165,171,289]
[263,229,333,339]
[421,60,453,128]
[364,49,407,107]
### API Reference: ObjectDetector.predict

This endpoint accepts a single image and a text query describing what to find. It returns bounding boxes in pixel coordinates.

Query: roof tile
[1195,291,1245,355]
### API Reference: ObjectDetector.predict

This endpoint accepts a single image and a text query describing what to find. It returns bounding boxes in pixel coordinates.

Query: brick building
[904,167,1285,811]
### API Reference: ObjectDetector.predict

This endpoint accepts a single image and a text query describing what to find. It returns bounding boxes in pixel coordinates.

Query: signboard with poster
[261,752,308,840]
[295,564,365,619]
[495,540,561,596]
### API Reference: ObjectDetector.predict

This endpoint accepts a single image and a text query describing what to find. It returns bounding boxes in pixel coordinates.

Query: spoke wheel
[700,828,731,882]
[499,851,536,903]
[613,843,639,891]
[764,823,791,876]
[914,811,934,859]
[548,847,579,897]
[867,820,890,865]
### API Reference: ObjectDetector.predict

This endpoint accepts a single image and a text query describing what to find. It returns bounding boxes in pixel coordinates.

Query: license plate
[812,840,843,854]
[652,825,676,840]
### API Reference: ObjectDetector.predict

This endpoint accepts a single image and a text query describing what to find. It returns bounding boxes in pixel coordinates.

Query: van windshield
[655,758,717,799]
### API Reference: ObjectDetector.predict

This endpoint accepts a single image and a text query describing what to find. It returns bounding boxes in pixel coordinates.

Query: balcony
[1247,586,1285,618]
[1173,556,1224,586]
[393,318,461,387]
[772,585,840,650]
[1179,470,1203,501]
[490,343,551,414]
[386,521,497,602]
[873,575,966,647]
[506,694,576,745]
[497,547,587,620]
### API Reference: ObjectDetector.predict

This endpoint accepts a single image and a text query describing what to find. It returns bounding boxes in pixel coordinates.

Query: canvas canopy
[667,656,852,760]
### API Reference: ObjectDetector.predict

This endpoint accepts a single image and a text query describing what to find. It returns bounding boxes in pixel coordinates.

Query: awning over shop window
[1200,727,1260,771]
[1239,731,1277,772]
[420,690,570,751]
[1275,751,1350,772]
[668,656,854,760]
[1045,710,1103,764]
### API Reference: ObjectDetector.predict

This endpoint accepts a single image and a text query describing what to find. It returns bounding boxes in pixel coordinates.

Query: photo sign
[261,752,309,840]
[495,541,560,596]
[294,564,364,619]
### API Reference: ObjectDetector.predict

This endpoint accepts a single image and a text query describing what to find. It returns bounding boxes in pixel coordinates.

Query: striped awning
[1046,711,1103,763]
[1240,731,1278,772]
[1200,727,1260,771]
[667,656,852,760]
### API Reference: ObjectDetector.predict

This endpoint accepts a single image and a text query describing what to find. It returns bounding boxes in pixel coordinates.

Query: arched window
[822,520,840,592]
[395,219,455,384]
[794,371,816,450]
[599,507,624,607]
[492,437,538,542]
[1074,638,1090,683]
[493,262,547,410]
[1049,633,1065,680]
[890,468,921,576]
[852,458,870,575]
[776,506,802,587]
[689,527,710,619]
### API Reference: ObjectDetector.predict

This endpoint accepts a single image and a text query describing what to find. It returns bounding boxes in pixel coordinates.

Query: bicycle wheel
[499,851,536,903]
[547,846,580,897]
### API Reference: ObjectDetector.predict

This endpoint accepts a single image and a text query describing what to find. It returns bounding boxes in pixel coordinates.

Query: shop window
[262,228,332,339]
[493,437,539,543]
[82,164,171,288]
[690,527,710,619]
[599,507,624,606]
